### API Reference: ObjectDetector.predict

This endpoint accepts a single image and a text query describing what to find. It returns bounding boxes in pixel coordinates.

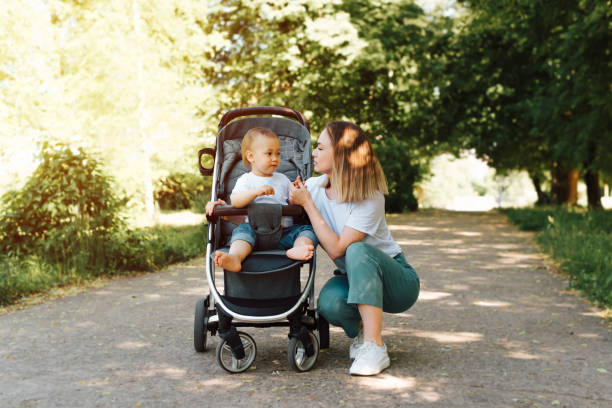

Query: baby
[206,127,316,272]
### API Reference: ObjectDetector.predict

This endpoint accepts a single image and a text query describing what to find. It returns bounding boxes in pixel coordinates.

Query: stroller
[194,106,329,373]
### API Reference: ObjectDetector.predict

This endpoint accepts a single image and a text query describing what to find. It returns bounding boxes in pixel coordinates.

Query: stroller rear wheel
[194,297,209,352]
[287,330,319,372]
[216,331,257,373]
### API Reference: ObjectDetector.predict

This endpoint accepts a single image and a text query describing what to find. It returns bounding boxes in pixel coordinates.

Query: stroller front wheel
[216,331,257,373]
[287,330,319,372]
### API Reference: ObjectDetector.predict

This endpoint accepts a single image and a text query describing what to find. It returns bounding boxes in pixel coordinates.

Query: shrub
[0,142,126,262]
[0,143,209,306]
[154,172,210,212]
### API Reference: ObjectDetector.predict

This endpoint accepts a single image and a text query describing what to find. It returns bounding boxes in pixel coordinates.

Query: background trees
[200,0,438,211]
[425,0,611,208]
[1,0,609,217]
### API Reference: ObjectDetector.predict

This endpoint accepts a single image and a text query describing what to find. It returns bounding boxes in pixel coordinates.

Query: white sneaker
[349,341,390,376]
[349,328,364,359]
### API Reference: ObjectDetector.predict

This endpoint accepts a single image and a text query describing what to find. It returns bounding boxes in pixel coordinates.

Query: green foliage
[426,0,611,206]
[502,207,612,307]
[154,173,211,212]
[0,224,207,306]
[0,0,219,219]
[201,1,435,210]
[0,255,70,306]
[502,207,557,232]
[374,138,421,212]
[0,142,126,260]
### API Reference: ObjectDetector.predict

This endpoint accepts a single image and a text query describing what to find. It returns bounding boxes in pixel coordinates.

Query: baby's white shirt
[232,172,293,227]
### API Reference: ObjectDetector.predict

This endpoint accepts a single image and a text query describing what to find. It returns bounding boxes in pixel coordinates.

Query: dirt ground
[1,210,610,408]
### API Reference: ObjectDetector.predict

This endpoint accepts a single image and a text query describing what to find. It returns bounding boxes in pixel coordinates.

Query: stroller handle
[218,106,310,132]
[206,204,304,222]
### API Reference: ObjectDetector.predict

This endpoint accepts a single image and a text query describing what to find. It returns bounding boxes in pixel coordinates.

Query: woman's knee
[345,242,382,281]
[346,242,372,260]
[317,277,349,320]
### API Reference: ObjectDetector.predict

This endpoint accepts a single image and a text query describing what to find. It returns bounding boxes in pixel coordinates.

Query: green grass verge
[0,223,207,306]
[501,207,612,308]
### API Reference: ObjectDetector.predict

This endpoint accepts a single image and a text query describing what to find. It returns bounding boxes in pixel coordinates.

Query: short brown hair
[324,121,388,202]
[241,127,279,168]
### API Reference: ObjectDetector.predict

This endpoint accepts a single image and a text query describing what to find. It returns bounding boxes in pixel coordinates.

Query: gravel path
[1,210,610,407]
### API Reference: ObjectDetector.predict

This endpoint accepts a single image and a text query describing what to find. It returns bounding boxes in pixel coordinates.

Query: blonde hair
[324,121,388,202]
[241,127,279,168]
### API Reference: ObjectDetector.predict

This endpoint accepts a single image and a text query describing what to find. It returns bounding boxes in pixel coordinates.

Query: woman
[289,121,420,376]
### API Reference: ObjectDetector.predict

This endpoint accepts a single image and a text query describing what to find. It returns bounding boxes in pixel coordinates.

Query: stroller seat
[212,247,302,316]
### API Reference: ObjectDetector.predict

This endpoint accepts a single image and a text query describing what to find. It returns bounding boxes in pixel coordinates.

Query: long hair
[241,127,278,168]
[324,121,388,202]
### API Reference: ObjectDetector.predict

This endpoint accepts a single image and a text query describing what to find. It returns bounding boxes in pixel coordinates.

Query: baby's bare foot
[214,251,242,272]
[286,244,314,261]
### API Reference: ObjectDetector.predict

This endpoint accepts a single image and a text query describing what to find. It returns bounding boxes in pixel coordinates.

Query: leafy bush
[0,143,209,306]
[154,172,210,212]
[0,224,207,306]
[0,142,126,262]
[502,207,612,307]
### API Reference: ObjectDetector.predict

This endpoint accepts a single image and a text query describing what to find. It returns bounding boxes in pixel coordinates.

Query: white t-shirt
[304,175,402,271]
[232,172,293,227]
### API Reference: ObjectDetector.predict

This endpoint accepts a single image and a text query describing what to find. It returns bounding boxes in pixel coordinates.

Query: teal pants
[317,242,420,338]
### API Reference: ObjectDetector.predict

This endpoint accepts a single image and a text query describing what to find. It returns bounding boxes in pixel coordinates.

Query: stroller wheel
[194,298,208,352]
[216,331,257,374]
[287,330,319,372]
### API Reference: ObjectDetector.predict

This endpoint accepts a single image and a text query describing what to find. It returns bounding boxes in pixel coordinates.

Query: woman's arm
[290,182,365,259]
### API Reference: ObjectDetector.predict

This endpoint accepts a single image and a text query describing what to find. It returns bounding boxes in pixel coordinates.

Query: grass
[502,207,612,308]
[0,222,207,306]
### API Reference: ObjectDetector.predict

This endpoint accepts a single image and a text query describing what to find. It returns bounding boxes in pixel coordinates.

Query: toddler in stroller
[195,107,329,373]
[206,126,317,273]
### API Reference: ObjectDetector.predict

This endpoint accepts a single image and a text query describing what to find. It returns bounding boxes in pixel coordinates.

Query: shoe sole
[349,357,390,376]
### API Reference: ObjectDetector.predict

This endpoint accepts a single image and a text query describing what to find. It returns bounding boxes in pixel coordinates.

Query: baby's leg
[215,240,251,272]
[286,236,315,261]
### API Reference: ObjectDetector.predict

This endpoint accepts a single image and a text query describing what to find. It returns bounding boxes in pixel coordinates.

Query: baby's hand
[257,185,275,196]
[205,199,227,216]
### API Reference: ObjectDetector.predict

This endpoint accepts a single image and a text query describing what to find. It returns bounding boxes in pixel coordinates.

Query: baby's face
[247,135,281,177]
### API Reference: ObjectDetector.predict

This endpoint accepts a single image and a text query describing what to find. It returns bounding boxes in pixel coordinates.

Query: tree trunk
[551,163,569,204]
[583,141,602,209]
[529,173,550,205]
[584,169,602,208]
[567,169,579,206]
[134,0,155,224]
[550,163,578,206]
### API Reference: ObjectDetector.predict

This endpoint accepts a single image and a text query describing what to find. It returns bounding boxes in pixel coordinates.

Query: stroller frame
[194,107,329,373]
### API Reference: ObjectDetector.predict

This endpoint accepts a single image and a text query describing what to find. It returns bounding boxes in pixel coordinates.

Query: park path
[1,210,610,408]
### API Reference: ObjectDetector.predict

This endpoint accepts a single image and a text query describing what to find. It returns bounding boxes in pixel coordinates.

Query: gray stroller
[195,106,329,373]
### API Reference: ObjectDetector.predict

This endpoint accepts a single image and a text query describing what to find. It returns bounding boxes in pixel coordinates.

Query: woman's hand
[289,176,311,206]
[206,198,245,224]
[205,199,227,216]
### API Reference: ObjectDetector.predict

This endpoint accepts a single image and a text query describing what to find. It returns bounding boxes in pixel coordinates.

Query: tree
[1,0,220,223]
[424,0,611,207]
[200,0,438,211]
